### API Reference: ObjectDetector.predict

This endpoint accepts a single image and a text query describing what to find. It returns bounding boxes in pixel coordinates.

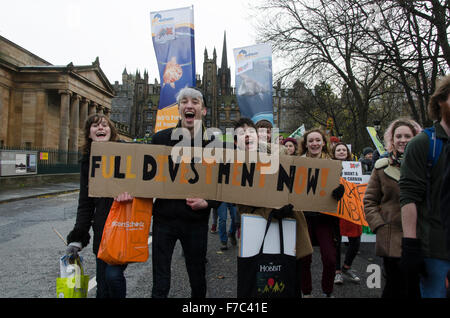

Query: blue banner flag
[233,44,273,124]
[150,6,196,132]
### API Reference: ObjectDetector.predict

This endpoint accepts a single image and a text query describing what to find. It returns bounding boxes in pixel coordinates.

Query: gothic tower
[202,47,218,127]
[218,31,231,96]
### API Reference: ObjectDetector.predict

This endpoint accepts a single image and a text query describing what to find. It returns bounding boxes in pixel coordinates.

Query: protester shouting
[332,142,362,285]
[364,118,422,298]
[150,87,220,298]
[298,129,344,298]
[66,114,131,298]
[400,75,450,298]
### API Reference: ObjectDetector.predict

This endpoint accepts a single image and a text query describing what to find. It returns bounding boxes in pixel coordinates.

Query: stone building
[110,31,306,138]
[0,35,128,155]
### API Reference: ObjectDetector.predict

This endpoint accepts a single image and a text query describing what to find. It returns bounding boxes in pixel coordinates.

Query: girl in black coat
[66,114,128,298]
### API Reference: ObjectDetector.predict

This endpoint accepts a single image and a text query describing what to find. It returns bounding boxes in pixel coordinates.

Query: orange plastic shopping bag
[98,198,153,265]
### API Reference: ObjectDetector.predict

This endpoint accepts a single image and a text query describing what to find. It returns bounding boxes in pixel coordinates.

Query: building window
[219,112,226,120]
[147,112,153,120]
[230,112,237,120]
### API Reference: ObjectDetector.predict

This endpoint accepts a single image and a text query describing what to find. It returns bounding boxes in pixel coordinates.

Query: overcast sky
[0,0,267,86]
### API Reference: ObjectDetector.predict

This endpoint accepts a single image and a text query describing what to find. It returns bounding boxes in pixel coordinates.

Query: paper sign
[341,161,363,184]
[240,214,296,257]
[323,178,369,226]
[88,142,342,213]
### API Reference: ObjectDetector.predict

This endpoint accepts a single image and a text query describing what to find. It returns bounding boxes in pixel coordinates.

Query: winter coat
[399,122,449,260]
[237,205,313,259]
[363,157,402,257]
[67,154,114,256]
[339,219,362,238]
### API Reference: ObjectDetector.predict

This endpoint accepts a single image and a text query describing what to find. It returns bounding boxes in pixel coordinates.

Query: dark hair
[299,128,330,158]
[233,117,256,130]
[255,119,273,129]
[233,118,256,143]
[332,142,352,161]
[428,75,450,120]
[82,114,118,155]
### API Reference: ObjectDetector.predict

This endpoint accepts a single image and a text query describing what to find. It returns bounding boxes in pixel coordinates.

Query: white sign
[240,214,296,257]
[341,161,364,184]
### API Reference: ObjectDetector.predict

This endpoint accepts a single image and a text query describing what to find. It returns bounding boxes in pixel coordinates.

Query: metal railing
[0,146,81,175]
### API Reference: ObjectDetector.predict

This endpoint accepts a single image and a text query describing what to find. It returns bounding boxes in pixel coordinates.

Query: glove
[332,184,345,201]
[271,204,294,220]
[400,238,426,277]
[66,243,81,260]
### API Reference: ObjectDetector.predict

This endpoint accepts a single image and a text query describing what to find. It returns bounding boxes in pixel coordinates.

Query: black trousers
[151,218,208,298]
[382,257,421,298]
[336,236,361,269]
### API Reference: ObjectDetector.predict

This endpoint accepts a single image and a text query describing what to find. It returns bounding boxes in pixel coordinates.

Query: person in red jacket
[331,142,362,285]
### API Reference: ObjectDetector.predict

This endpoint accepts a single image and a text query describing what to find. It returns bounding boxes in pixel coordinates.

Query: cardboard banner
[150,6,196,133]
[88,142,342,213]
[323,178,368,226]
[233,44,274,124]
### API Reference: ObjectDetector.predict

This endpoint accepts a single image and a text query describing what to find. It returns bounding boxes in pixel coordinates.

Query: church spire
[221,31,228,70]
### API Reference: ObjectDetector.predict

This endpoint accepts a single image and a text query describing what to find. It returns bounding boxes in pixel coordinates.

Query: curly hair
[82,114,118,155]
[299,128,330,158]
[383,118,421,154]
[428,74,450,121]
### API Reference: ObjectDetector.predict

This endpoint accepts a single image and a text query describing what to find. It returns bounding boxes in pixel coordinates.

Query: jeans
[96,258,127,298]
[218,202,236,243]
[420,258,450,298]
[151,218,208,298]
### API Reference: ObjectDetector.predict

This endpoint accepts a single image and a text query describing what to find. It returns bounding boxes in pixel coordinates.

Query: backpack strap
[423,127,444,212]
[423,127,443,168]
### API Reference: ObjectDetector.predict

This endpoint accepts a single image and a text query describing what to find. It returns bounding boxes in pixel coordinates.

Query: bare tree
[253,0,388,151]
[397,0,450,68]
[354,0,449,126]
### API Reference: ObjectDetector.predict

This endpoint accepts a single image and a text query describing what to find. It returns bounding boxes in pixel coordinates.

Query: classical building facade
[0,35,131,156]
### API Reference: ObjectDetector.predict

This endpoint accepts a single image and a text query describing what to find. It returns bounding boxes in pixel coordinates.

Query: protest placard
[323,178,369,226]
[88,142,342,213]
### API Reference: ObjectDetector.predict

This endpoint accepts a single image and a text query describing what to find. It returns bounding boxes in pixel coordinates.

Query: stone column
[89,102,97,115]
[80,98,89,128]
[97,105,104,115]
[79,98,89,147]
[58,89,71,163]
[69,94,80,164]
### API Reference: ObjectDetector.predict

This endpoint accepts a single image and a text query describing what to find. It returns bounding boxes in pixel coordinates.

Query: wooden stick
[52,227,68,246]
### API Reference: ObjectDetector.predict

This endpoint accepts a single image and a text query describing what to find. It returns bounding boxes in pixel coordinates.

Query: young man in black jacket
[150,87,220,298]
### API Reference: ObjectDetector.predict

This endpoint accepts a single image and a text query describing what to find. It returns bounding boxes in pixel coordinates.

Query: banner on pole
[366,127,386,155]
[289,124,305,138]
[151,6,196,133]
[233,44,273,125]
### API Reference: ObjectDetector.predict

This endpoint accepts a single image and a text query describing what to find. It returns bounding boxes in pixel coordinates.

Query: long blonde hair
[383,118,421,154]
